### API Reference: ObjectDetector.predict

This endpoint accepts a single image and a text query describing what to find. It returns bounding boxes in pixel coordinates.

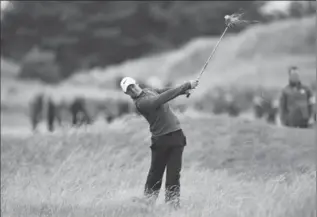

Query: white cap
[120,77,136,92]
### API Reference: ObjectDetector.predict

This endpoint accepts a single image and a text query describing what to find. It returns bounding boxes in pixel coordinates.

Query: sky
[0,1,292,12]
[1,1,9,11]
[260,1,292,15]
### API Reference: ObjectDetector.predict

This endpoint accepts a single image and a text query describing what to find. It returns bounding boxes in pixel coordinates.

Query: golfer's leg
[165,146,184,207]
[144,146,169,202]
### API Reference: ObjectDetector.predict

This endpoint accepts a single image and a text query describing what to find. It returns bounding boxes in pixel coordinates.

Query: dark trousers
[144,129,186,207]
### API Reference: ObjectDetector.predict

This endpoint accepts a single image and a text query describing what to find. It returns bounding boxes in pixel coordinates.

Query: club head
[225,11,260,28]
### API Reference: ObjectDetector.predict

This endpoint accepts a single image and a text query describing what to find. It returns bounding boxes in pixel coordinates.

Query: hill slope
[1,16,315,117]
[0,58,20,79]
[67,15,315,94]
[1,115,315,217]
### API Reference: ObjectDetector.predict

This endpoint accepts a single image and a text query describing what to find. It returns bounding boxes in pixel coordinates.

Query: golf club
[186,11,259,98]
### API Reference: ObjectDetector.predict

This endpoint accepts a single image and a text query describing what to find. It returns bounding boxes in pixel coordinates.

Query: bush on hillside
[19,47,61,83]
[0,58,20,78]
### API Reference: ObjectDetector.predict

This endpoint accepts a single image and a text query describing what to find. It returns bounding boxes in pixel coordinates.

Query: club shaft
[196,26,229,81]
[186,26,229,98]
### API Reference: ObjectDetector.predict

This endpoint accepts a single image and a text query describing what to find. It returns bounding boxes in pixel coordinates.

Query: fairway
[1,115,315,217]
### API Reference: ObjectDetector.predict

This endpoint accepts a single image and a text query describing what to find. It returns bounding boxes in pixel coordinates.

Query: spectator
[279,66,315,128]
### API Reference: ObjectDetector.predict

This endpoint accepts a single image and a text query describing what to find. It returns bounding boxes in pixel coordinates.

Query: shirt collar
[132,90,145,100]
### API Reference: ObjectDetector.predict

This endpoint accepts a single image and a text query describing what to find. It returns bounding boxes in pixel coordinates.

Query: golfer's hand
[185,80,198,98]
[226,20,236,28]
[184,89,191,95]
[189,80,199,89]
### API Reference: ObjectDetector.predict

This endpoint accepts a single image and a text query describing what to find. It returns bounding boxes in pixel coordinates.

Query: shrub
[19,47,61,83]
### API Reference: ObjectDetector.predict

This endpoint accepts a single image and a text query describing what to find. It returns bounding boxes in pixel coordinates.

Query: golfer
[120,77,199,209]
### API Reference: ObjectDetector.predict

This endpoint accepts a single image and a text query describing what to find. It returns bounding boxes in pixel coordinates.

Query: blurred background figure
[252,96,278,125]
[69,97,92,126]
[278,66,315,128]
[29,87,63,132]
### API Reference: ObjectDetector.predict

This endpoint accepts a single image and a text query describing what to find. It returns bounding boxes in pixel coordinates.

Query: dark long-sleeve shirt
[133,82,191,137]
[279,82,314,126]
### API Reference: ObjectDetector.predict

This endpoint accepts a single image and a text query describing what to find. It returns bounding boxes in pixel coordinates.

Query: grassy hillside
[67,16,315,94]
[2,16,315,96]
[1,16,315,129]
[1,115,315,217]
[0,58,20,79]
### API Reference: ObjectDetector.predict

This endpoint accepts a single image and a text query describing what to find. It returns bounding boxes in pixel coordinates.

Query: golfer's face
[127,84,141,97]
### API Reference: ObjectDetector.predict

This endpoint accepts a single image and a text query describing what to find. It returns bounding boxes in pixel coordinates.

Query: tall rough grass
[1,115,315,217]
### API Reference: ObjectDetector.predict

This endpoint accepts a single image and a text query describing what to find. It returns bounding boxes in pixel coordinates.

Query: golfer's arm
[153,87,172,94]
[139,83,191,110]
